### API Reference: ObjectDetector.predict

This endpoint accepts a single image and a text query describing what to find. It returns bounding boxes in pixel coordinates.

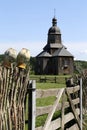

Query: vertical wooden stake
[61,91,65,130]
[80,78,82,130]
[28,80,36,130]
[55,77,56,83]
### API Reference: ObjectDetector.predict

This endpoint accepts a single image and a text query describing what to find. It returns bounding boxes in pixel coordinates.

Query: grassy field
[36,82,66,89]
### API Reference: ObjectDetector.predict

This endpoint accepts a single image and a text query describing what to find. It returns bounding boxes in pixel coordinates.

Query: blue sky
[0,0,87,60]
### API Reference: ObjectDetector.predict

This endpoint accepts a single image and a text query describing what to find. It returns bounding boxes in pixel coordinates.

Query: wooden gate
[26,82,82,130]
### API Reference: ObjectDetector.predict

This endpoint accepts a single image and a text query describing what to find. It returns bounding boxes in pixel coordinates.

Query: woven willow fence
[0,64,29,130]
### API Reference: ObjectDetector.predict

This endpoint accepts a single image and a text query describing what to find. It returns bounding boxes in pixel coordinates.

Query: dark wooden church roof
[43,43,63,50]
[36,51,52,57]
[52,47,74,57]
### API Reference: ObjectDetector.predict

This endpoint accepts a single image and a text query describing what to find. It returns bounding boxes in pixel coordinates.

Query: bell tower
[47,17,62,44]
[43,17,63,54]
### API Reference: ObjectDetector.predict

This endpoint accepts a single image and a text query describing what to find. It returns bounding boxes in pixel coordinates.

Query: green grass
[25,125,28,130]
[36,82,65,89]
[36,114,48,127]
[36,110,61,127]
[36,96,56,107]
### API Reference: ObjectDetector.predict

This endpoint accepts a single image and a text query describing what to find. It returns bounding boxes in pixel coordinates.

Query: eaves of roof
[36,51,52,57]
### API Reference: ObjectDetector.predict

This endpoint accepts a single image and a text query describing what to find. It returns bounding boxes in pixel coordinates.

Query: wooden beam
[66,85,80,93]
[61,91,65,130]
[65,89,81,129]
[43,88,64,130]
[36,88,61,98]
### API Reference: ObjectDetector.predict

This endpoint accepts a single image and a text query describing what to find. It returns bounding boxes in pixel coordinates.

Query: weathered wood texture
[34,85,81,130]
[66,124,79,130]
[0,64,29,130]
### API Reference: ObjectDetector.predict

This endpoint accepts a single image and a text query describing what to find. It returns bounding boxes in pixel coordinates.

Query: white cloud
[83,50,87,54]
[65,42,87,61]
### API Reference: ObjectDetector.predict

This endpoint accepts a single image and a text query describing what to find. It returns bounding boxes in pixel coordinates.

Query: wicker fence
[0,64,29,130]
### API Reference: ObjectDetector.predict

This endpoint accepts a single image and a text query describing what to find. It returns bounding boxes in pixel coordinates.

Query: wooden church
[35,17,74,75]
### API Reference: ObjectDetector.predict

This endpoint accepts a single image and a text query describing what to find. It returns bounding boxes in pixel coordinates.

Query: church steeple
[47,17,62,44]
[43,17,63,54]
[52,17,57,26]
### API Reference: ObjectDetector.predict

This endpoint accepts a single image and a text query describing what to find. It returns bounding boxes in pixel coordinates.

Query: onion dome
[48,17,61,34]
[17,48,30,69]
[3,48,17,68]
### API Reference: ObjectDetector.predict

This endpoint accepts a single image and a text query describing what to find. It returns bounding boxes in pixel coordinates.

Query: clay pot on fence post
[17,48,30,69]
[3,48,17,68]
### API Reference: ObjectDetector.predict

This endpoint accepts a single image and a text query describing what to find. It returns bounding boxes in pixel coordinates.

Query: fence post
[61,91,65,130]
[80,78,82,130]
[28,80,36,130]
[54,76,56,83]
[45,76,46,82]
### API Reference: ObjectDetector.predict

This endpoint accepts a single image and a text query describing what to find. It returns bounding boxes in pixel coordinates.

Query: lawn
[36,82,66,89]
